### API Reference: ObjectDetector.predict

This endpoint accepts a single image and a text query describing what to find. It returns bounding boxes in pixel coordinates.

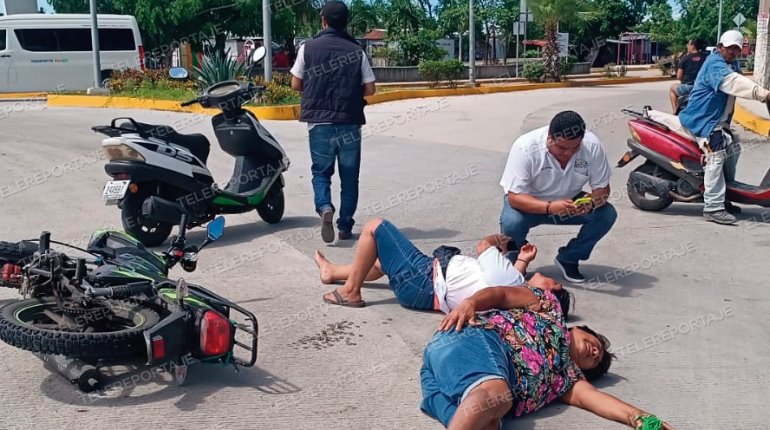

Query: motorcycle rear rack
[185,283,259,367]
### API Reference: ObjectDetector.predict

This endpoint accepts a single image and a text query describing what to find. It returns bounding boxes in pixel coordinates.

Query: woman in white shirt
[315,217,550,311]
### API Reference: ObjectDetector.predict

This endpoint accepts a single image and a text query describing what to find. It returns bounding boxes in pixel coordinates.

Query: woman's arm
[439,286,539,331]
[560,380,676,429]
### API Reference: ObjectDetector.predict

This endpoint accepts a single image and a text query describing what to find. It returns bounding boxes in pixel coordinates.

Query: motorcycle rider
[669,38,707,113]
[679,30,770,225]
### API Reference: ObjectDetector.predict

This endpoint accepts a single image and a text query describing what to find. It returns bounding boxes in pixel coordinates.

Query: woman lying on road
[420,284,676,430]
[314,218,568,311]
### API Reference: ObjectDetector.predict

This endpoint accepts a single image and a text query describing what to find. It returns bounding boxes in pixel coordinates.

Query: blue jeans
[499,195,617,264]
[309,124,362,232]
[373,220,435,310]
[420,327,515,428]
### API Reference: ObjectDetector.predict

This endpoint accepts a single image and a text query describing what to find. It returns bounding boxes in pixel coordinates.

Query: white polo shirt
[499,126,611,201]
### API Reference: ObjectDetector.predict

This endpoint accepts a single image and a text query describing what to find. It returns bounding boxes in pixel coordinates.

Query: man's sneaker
[320,209,335,243]
[554,257,586,284]
[703,210,737,225]
[725,201,742,215]
[338,230,353,240]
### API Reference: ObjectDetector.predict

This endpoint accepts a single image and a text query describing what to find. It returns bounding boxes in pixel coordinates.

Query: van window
[0,30,6,51]
[14,28,136,52]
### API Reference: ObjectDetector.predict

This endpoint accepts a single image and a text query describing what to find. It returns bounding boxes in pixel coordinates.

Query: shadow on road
[536,264,658,298]
[40,362,302,410]
[179,215,320,249]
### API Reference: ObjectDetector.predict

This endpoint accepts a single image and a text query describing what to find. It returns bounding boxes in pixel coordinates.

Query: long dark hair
[570,325,615,381]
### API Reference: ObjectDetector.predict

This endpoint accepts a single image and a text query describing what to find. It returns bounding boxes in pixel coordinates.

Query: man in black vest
[290,0,376,243]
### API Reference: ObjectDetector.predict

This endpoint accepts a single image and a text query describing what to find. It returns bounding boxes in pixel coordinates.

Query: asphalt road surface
[1,81,769,429]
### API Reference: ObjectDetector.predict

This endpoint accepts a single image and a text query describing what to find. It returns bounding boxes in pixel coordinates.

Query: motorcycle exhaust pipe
[34,353,104,393]
[629,171,676,197]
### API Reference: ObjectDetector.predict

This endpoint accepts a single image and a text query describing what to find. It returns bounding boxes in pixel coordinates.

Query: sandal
[323,289,366,308]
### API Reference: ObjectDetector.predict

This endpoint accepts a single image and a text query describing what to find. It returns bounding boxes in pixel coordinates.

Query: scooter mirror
[169,67,189,80]
[206,216,226,241]
[252,46,267,63]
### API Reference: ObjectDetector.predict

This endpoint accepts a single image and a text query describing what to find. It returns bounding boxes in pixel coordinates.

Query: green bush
[108,68,197,97]
[744,55,754,72]
[193,48,247,89]
[258,82,301,105]
[560,55,577,76]
[396,33,446,66]
[522,61,545,83]
[372,46,400,65]
[524,49,541,58]
[418,60,464,88]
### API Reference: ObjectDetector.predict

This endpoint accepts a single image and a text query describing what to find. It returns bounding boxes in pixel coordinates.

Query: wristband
[516,259,528,264]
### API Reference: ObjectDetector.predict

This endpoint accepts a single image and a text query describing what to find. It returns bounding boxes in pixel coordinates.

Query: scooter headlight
[104,144,146,162]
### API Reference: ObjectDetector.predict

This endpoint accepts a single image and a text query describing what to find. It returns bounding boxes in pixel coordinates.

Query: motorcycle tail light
[151,336,165,360]
[200,310,231,356]
[628,123,641,142]
[104,144,145,162]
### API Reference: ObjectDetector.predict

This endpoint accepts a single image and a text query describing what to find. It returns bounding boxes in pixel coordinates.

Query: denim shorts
[420,327,515,427]
[675,83,694,96]
[373,220,435,310]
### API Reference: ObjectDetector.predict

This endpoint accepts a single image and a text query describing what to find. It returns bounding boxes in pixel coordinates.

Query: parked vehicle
[617,105,770,211]
[0,13,143,92]
[0,204,259,392]
[94,47,289,246]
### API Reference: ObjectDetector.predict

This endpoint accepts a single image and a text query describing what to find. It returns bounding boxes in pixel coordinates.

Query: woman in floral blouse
[420,284,676,430]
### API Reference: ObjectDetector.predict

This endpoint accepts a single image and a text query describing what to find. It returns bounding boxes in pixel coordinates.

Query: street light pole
[263,0,272,82]
[469,0,475,85]
[89,0,102,88]
[717,0,724,43]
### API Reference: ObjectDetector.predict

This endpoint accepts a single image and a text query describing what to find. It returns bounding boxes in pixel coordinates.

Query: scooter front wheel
[256,180,285,224]
[121,186,174,247]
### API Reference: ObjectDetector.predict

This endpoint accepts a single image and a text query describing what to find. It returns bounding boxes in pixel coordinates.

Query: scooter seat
[646,110,699,143]
[120,121,211,164]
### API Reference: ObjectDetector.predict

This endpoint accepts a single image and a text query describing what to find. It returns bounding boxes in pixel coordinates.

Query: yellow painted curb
[0,92,46,99]
[734,103,770,137]
[45,75,673,121]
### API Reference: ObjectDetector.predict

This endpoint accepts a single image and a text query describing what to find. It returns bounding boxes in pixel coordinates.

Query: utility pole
[89,0,101,88]
[717,0,723,44]
[263,0,272,82]
[756,0,770,88]
[468,0,475,85]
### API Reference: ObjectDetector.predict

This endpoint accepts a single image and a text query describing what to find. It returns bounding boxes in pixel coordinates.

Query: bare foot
[314,250,336,284]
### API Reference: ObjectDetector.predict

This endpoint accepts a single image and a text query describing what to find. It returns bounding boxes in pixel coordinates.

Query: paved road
[1,81,769,429]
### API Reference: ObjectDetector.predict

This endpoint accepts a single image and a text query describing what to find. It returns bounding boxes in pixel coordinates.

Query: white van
[0,14,143,93]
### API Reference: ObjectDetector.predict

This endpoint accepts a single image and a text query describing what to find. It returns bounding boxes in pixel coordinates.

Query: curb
[45,75,673,121]
[734,103,770,137]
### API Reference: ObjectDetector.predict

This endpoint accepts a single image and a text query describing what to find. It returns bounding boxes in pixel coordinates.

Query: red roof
[523,40,546,47]
[363,29,387,40]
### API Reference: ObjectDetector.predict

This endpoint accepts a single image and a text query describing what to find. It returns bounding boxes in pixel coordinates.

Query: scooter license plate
[102,180,130,205]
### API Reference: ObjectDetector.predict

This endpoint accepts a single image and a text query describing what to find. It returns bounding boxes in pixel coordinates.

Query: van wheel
[101,70,114,89]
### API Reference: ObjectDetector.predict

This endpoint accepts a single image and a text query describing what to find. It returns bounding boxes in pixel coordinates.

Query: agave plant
[192,47,247,89]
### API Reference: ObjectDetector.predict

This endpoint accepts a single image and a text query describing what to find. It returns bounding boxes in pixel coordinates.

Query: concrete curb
[44,75,673,120]
[0,92,46,100]
[734,103,770,137]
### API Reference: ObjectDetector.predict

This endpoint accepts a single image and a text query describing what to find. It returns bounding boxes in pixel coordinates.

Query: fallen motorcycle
[0,198,258,392]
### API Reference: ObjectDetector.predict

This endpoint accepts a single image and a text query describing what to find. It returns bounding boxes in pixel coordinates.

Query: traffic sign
[733,13,746,27]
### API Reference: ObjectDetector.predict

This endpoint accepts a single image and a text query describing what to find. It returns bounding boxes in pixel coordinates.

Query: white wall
[2,0,39,14]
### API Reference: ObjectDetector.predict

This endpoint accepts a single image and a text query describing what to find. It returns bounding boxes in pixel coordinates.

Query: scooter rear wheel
[627,163,675,211]
[121,185,174,247]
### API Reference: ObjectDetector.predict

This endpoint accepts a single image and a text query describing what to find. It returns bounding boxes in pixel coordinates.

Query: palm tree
[527,0,598,82]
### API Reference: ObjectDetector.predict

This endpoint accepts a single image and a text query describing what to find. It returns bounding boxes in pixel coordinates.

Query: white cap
[719,30,744,48]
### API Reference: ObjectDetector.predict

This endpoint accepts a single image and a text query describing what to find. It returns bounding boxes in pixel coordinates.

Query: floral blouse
[473,285,585,417]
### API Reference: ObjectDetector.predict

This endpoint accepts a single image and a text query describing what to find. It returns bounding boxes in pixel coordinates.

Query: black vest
[299,28,367,125]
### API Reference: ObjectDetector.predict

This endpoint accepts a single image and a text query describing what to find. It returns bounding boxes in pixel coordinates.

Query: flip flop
[323,289,366,308]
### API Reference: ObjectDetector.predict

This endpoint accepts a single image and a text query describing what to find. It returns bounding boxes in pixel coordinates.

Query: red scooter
[617,105,770,211]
